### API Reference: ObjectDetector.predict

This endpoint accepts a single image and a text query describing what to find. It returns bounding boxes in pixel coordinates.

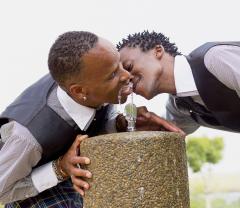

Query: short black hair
[48,31,98,85]
[117,30,181,56]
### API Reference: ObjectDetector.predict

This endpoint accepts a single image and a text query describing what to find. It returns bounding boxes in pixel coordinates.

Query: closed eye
[108,69,118,80]
[125,64,133,72]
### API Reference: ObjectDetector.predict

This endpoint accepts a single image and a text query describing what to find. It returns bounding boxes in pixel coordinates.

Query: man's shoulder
[205,44,240,56]
[204,44,240,69]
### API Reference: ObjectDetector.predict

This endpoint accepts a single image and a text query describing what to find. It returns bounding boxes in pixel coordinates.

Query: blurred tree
[187,136,224,208]
[186,136,224,173]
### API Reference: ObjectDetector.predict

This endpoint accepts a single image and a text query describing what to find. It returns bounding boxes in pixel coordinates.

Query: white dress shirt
[57,87,96,131]
[174,55,199,97]
[174,55,206,106]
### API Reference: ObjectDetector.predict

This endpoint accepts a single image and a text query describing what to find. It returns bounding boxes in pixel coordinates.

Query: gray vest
[0,74,109,166]
[182,42,240,132]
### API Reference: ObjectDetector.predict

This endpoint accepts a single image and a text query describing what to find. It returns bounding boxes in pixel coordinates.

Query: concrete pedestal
[81,131,189,208]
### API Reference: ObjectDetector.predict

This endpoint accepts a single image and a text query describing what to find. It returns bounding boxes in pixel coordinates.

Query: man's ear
[69,83,86,101]
[155,45,165,59]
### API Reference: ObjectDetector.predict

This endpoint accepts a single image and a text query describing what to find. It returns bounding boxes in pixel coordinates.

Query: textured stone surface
[81,131,189,208]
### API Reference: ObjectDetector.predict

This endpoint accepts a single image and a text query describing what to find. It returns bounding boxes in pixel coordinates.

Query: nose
[119,67,133,83]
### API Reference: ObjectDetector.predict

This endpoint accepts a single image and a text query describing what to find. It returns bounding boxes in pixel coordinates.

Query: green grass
[189,173,240,208]
[189,173,240,193]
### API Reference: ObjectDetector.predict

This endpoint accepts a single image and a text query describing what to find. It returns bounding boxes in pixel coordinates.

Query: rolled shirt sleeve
[0,121,58,204]
[31,162,58,193]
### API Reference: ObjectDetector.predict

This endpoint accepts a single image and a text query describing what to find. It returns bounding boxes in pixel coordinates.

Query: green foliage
[190,197,240,208]
[190,180,205,194]
[211,198,228,208]
[186,136,224,172]
[211,198,240,208]
[190,195,206,208]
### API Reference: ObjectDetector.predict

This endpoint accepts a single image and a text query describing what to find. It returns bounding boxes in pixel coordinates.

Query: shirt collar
[57,86,96,131]
[174,55,199,97]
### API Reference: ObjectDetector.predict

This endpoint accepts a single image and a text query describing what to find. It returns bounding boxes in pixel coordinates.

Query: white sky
[0,0,239,174]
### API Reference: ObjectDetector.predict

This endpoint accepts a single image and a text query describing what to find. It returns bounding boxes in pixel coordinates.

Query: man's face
[120,47,162,100]
[79,38,132,107]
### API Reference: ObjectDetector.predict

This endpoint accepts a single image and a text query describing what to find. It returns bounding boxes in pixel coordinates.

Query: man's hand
[59,134,92,196]
[136,106,185,135]
[116,114,127,132]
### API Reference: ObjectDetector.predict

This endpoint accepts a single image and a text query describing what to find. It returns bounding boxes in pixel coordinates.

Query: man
[118,31,240,134]
[0,31,181,208]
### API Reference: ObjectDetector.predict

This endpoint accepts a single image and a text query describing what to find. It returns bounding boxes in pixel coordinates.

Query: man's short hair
[48,31,98,85]
[117,30,181,57]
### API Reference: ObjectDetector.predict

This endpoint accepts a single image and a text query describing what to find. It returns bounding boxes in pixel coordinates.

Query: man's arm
[0,121,59,204]
[165,95,200,135]
[0,176,38,204]
[103,104,185,134]
[135,106,185,134]
[204,45,240,97]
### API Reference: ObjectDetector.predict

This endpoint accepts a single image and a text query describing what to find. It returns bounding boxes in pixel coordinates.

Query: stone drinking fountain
[80,87,190,208]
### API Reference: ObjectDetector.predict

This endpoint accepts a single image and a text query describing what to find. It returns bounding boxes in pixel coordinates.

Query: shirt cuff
[31,162,58,193]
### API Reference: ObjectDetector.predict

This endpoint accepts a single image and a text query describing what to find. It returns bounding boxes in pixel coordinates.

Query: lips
[132,76,141,93]
[120,84,133,97]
